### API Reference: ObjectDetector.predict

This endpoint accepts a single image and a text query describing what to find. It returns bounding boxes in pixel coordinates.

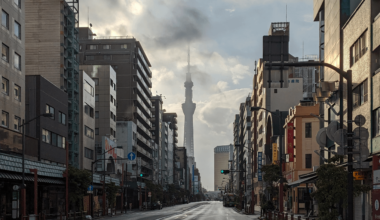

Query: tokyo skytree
[182,46,196,157]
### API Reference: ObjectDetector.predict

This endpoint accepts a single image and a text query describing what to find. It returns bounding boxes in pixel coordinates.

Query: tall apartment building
[25,0,80,167]
[232,114,241,192]
[163,112,178,185]
[176,147,189,190]
[0,0,25,146]
[161,120,174,185]
[151,96,163,183]
[313,1,380,219]
[79,27,154,181]
[214,145,230,191]
[79,71,96,170]
[79,65,117,170]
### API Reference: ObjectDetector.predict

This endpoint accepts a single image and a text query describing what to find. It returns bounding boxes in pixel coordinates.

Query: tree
[106,182,120,209]
[261,164,287,212]
[68,166,92,211]
[311,155,370,220]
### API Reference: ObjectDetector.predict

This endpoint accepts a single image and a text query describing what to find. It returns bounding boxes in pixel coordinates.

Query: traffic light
[139,173,149,177]
[221,170,230,174]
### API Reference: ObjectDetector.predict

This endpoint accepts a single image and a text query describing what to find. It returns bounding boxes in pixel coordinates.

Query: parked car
[151,201,162,210]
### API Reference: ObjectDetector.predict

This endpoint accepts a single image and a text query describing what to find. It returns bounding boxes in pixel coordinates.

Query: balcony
[137,48,152,78]
[135,107,152,128]
[137,133,152,149]
[174,137,178,143]
[136,95,152,118]
[136,58,152,85]
[136,83,152,107]
[135,72,152,97]
[174,131,178,137]
[136,121,152,139]
[136,144,152,160]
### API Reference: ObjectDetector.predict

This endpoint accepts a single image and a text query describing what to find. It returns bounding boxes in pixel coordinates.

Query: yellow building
[283,102,320,214]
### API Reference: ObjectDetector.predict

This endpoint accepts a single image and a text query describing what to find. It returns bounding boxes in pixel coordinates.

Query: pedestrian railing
[263,210,317,220]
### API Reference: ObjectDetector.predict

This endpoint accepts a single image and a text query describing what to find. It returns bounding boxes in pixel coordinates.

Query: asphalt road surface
[113,201,259,220]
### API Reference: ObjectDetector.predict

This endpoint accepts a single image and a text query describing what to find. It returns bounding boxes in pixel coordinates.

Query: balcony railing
[138,49,152,77]
[137,59,152,84]
[136,121,152,139]
[136,95,152,118]
[136,71,152,96]
[136,107,152,127]
[137,133,152,149]
[136,83,152,107]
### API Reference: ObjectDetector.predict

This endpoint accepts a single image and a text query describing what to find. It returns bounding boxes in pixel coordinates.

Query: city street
[110,202,259,220]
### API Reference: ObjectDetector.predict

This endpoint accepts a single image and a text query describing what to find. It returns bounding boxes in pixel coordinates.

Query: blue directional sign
[87,185,93,191]
[128,152,136,161]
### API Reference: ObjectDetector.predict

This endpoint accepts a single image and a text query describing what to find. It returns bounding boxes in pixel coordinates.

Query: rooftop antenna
[303,41,304,60]
[286,5,287,22]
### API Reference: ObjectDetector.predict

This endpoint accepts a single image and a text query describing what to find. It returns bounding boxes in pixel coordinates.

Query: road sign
[353,171,365,180]
[148,192,151,197]
[128,152,136,161]
[87,185,93,191]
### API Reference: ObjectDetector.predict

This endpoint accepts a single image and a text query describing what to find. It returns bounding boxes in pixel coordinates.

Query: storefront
[0,153,67,219]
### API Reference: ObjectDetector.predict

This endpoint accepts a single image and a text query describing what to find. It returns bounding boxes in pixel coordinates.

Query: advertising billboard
[287,123,294,162]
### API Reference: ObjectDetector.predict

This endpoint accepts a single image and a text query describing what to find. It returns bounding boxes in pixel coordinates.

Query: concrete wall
[79,70,95,170]
[214,151,229,191]
[0,0,25,135]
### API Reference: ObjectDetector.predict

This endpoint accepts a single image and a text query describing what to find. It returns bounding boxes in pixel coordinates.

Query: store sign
[373,155,380,219]
[287,123,294,162]
[258,152,262,181]
[272,143,278,164]
[353,171,365,180]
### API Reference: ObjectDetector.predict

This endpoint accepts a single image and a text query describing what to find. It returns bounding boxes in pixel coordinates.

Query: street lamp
[90,145,123,217]
[265,61,354,219]
[251,106,284,212]
[19,113,53,217]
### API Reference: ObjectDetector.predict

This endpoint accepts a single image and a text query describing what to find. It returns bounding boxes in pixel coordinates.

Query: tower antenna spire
[188,45,190,73]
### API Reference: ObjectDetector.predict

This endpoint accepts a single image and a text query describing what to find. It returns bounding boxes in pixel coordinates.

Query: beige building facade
[214,145,230,191]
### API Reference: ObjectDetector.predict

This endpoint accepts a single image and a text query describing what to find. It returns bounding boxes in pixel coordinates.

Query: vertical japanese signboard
[373,155,380,219]
[272,143,278,164]
[287,123,294,162]
[258,152,262,181]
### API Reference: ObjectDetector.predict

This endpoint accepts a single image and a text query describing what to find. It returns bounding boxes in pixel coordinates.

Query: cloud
[79,0,318,191]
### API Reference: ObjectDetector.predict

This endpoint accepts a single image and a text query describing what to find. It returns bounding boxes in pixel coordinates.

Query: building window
[110,95,114,103]
[121,44,127,49]
[14,21,21,39]
[84,103,94,118]
[46,104,55,119]
[351,31,367,66]
[85,126,94,139]
[14,53,21,70]
[110,79,114,88]
[373,108,380,137]
[111,111,114,120]
[104,55,112,60]
[42,129,51,144]
[14,116,20,131]
[2,77,9,95]
[2,10,8,29]
[95,94,99,102]
[86,56,94,61]
[353,79,368,108]
[59,112,66,125]
[1,111,8,127]
[103,45,111,49]
[85,148,94,159]
[305,154,312,168]
[2,43,9,62]
[93,78,99,85]
[14,0,21,8]
[95,111,99,119]
[95,128,99,135]
[89,45,98,50]
[57,136,65,148]
[274,89,277,93]
[305,122,312,138]
[14,84,20,101]
[84,80,94,96]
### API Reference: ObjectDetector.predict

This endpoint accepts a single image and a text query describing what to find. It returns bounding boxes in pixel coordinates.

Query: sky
[79,0,319,191]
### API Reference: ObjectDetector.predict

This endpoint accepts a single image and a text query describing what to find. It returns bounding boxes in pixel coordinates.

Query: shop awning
[287,175,317,187]
[0,172,65,184]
